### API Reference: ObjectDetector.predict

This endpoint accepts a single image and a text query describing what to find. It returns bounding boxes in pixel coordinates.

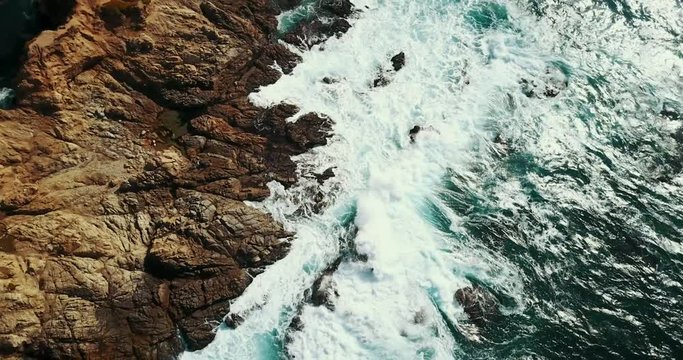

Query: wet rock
[310,273,338,309]
[409,125,421,143]
[373,52,407,87]
[178,302,229,350]
[223,313,245,329]
[391,52,406,71]
[308,258,342,310]
[287,113,334,149]
[661,103,681,120]
[313,167,336,184]
[282,18,351,49]
[454,284,501,327]
[373,74,391,87]
[520,67,568,98]
[319,0,354,17]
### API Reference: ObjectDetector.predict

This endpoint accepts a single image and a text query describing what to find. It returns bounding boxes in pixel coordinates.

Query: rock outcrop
[373,51,406,87]
[454,284,501,328]
[0,0,334,358]
[281,0,354,50]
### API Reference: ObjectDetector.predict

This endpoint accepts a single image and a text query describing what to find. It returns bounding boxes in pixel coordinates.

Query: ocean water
[0,0,42,108]
[183,0,683,359]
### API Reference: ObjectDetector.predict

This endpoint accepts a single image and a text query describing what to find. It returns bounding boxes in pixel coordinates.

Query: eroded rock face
[0,0,330,358]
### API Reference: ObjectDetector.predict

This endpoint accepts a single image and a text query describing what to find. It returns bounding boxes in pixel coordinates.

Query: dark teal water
[0,0,40,88]
[440,1,683,358]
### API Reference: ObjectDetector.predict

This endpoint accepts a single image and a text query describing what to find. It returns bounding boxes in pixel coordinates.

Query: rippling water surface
[183,0,683,359]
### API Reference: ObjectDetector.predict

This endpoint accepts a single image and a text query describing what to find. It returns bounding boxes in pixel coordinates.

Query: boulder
[454,285,501,327]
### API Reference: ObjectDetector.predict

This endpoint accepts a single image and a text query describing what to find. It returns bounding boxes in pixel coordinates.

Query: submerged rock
[520,67,568,98]
[373,74,391,87]
[454,284,501,327]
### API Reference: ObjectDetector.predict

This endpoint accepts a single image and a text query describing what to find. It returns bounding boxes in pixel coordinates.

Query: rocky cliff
[0,0,335,358]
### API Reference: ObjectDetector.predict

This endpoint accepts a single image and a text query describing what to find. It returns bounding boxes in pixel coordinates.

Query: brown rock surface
[0,0,332,358]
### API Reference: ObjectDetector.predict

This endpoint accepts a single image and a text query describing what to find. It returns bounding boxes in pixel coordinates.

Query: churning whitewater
[184,0,682,359]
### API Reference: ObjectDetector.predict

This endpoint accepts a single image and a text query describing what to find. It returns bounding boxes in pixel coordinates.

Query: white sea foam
[183,0,683,359]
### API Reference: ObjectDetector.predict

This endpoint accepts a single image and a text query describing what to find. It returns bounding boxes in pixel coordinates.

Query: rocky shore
[0,0,350,358]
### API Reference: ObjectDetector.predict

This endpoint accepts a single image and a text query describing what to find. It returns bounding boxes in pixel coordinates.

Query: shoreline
[0,0,352,358]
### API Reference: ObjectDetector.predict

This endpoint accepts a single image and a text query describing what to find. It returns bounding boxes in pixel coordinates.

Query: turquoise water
[182,0,682,358]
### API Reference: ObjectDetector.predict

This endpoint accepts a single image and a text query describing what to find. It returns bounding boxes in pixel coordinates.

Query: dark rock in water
[391,52,406,71]
[672,127,683,145]
[283,18,351,49]
[275,0,302,11]
[308,258,342,310]
[454,284,501,327]
[373,74,390,87]
[520,67,568,98]
[520,78,537,98]
[314,167,336,184]
[373,52,406,87]
[288,314,304,332]
[287,112,334,149]
[178,302,229,350]
[661,104,681,120]
[310,272,338,309]
[223,313,245,329]
[254,103,300,138]
[320,0,354,18]
[543,86,561,98]
[409,125,421,143]
[322,76,338,84]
